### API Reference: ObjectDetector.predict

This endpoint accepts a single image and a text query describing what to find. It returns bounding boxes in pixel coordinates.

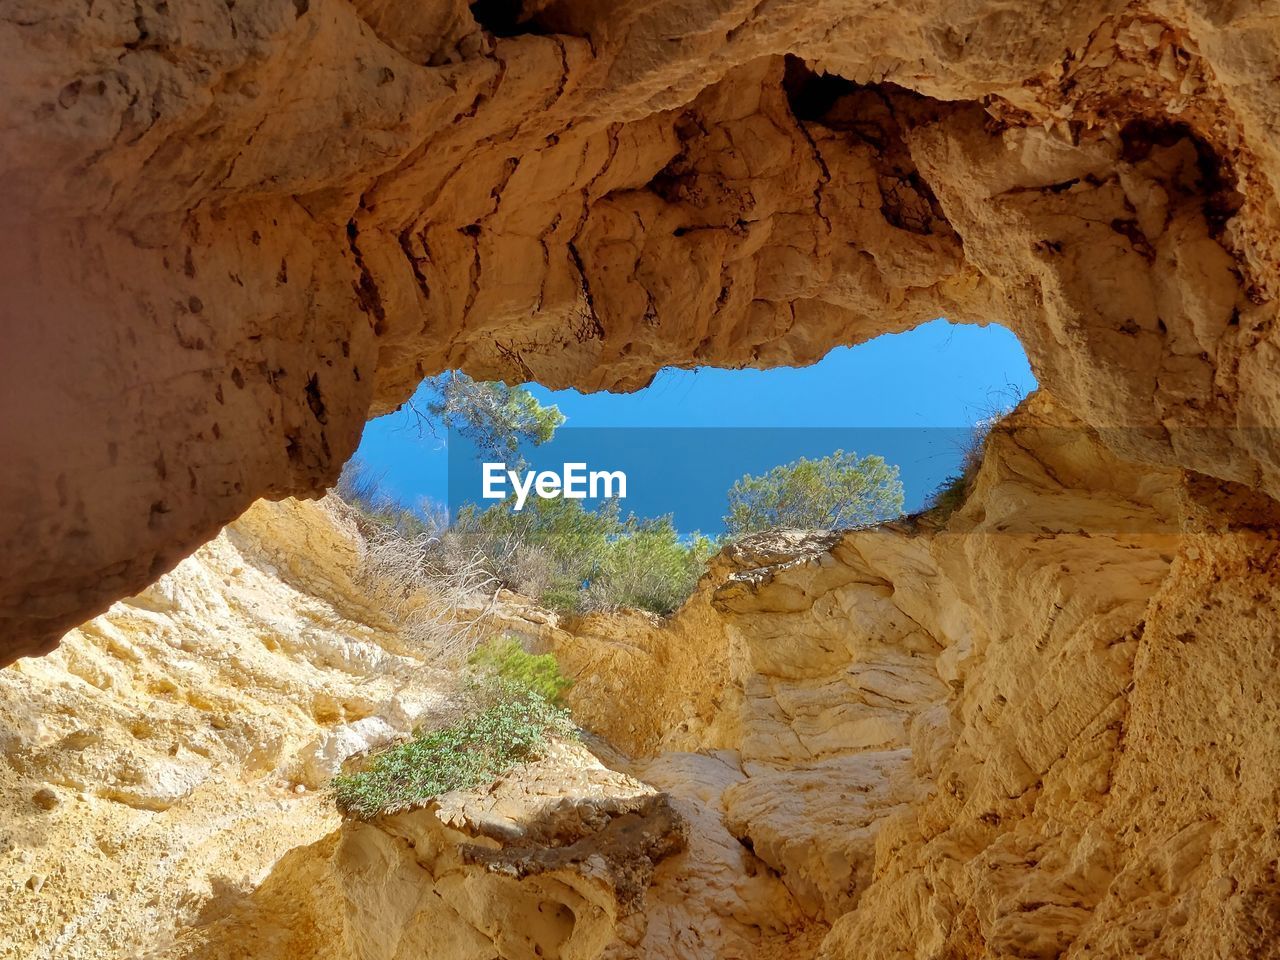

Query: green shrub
[449,497,619,598]
[332,677,575,819]
[583,518,715,615]
[441,498,714,617]
[924,472,971,519]
[538,584,586,614]
[923,420,994,521]
[724,450,904,536]
[335,457,444,538]
[469,636,573,705]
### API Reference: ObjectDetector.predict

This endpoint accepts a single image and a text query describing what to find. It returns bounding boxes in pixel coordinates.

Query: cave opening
[781,54,859,121]
[8,2,1280,954]
[352,318,1036,536]
[469,0,544,37]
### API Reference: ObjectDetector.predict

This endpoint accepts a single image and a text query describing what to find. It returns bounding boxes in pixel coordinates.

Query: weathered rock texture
[488,394,1280,959]
[807,403,1280,960]
[4,0,1280,660]
[0,497,458,960]
[0,488,821,960]
[4,396,1280,959]
[333,742,688,960]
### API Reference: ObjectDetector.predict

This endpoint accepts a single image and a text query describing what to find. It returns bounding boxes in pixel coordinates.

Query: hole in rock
[778,56,952,237]
[1118,117,1243,237]
[782,54,860,122]
[354,318,1036,540]
[470,0,546,37]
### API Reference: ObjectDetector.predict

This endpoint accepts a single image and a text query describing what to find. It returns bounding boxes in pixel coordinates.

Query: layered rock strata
[0,498,454,960]
[5,395,1280,958]
[4,1,1280,661]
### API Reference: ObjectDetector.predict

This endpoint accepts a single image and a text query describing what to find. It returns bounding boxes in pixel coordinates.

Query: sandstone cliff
[0,488,820,960]
[0,497,458,959]
[6,1,1280,955]
[3,394,1279,958]
[471,394,1278,959]
[4,1,1280,661]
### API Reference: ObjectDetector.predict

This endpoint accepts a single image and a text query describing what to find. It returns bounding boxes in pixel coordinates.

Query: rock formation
[3,395,1280,958]
[474,393,1278,958]
[4,0,1280,955]
[3,0,1280,662]
[0,481,824,959]
[0,497,457,959]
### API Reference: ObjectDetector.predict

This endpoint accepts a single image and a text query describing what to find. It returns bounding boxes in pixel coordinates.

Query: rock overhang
[2,1,1278,662]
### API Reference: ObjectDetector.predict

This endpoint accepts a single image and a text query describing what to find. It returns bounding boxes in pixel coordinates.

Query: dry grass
[356,523,503,664]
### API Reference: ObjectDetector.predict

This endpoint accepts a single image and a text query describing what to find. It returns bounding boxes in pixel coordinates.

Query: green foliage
[469,636,573,705]
[922,389,1028,521]
[724,450,904,536]
[538,584,586,613]
[924,472,971,519]
[334,462,711,617]
[446,498,713,616]
[923,421,992,521]
[453,496,621,587]
[585,518,716,615]
[332,677,575,819]
[423,371,563,460]
[337,370,561,528]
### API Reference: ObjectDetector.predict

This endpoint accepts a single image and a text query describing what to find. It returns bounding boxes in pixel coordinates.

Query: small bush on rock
[723,450,903,536]
[440,498,712,616]
[332,677,575,819]
[468,636,573,705]
[923,414,1003,520]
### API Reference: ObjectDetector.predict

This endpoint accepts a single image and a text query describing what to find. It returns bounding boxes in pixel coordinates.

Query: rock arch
[2,0,1277,661]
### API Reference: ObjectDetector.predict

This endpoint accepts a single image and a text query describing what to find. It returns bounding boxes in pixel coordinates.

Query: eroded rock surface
[182,740,822,960]
[0,489,821,960]
[4,1,1280,660]
[0,497,456,959]
[491,394,1280,958]
[3,395,1279,958]
[335,741,688,960]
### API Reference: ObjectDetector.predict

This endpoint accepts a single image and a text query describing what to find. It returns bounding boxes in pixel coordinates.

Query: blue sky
[354,319,1037,531]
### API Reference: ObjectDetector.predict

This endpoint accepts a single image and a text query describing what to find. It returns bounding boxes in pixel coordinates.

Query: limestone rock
[5,2,1280,661]
[492,393,1275,960]
[722,750,926,921]
[335,740,689,960]
[5,395,1280,960]
[0,496,454,960]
